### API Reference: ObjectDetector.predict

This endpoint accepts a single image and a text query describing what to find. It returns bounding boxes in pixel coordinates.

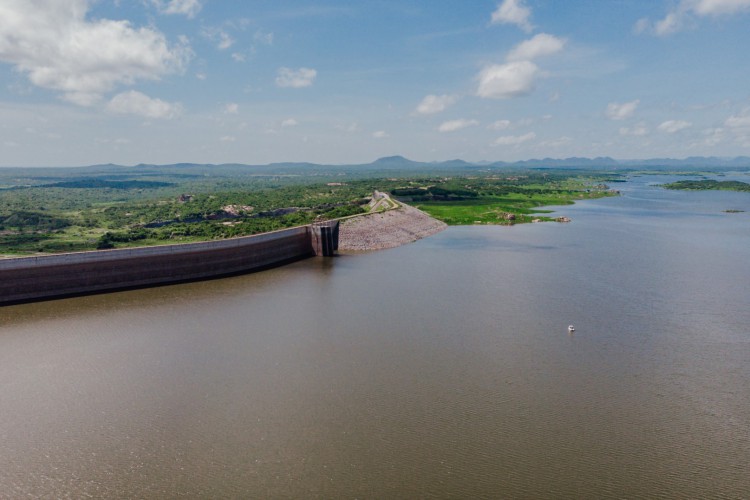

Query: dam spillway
[0,221,339,305]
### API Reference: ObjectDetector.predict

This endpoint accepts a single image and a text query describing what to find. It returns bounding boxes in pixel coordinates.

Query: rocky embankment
[338,203,447,252]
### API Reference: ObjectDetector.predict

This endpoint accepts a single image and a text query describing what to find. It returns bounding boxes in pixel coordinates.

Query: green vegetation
[662,179,750,192]
[38,179,174,189]
[402,175,617,225]
[0,164,621,255]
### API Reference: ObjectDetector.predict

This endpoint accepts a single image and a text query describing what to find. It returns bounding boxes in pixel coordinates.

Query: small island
[662,179,750,192]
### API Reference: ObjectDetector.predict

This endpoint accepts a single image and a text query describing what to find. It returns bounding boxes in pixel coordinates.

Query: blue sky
[1,0,750,166]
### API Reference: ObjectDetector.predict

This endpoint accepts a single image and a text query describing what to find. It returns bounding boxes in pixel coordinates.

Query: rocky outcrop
[338,203,447,252]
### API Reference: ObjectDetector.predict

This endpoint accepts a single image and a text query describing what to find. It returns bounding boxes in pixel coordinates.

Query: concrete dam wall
[0,221,339,305]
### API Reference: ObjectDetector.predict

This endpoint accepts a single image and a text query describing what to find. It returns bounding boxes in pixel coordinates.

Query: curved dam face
[0,221,339,305]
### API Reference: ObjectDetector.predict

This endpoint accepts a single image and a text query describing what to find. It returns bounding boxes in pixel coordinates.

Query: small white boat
[568,325,575,332]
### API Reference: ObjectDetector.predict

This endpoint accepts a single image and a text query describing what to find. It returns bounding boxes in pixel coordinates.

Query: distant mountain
[498,157,620,169]
[10,155,750,173]
[363,155,750,170]
[435,159,474,168]
[369,155,425,167]
[618,156,750,168]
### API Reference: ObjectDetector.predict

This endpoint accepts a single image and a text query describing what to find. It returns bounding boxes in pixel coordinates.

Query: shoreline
[338,203,447,252]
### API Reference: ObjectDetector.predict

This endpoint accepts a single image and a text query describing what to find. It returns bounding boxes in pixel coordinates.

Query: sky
[1,0,750,167]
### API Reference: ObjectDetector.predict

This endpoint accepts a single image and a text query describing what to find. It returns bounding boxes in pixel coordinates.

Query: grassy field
[410,180,617,225]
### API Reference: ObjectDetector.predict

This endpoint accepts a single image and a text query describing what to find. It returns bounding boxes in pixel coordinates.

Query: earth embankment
[338,203,447,252]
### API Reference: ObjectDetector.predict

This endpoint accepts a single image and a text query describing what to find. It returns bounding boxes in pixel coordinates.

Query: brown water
[1,175,749,498]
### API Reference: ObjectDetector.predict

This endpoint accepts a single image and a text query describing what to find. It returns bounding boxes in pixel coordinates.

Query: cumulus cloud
[335,122,359,133]
[224,103,239,114]
[658,120,692,133]
[606,100,640,120]
[254,30,274,46]
[488,120,512,130]
[477,61,539,99]
[619,123,649,136]
[106,90,181,119]
[152,0,202,18]
[694,0,750,15]
[506,33,567,62]
[492,132,536,146]
[540,136,573,147]
[281,118,298,127]
[217,32,235,50]
[201,28,235,50]
[415,94,457,115]
[725,108,750,128]
[372,130,389,139]
[703,127,726,146]
[276,67,317,88]
[438,119,479,132]
[638,0,750,36]
[0,0,190,106]
[724,108,750,146]
[491,0,533,33]
[480,22,566,100]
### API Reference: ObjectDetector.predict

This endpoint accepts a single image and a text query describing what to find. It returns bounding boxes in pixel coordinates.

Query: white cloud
[217,31,234,50]
[724,108,750,146]
[606,100,640,120]
[281,118,298,127]
[491,0,533,33]
[201,27,235,50]
[725,108,750,128]
[633,17,651,35]
[506,33,567,62]
[694,0,750,15]
[492,132,536,146]
[219,135,236,142]
[372,130,389,139]
[640,0,750,36]
[703,127,726,146]
[276,67,317,88]
[415,94,457,115]
[654,12,683,36]
[224,103,239,114]
[540,136,573,147]
[106,90,181,119]
[488,120,512,130]
[153,0,202,18]
[438,119,479,133]
[335,122,359,133]
[658,120,692,133]
[0,0,190,106]
[619,123,649,136]
[254,30,274,46]
[231,52,246,62]
[476,61,539,99]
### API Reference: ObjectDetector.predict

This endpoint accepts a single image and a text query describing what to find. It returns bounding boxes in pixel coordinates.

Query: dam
[0,220,339,305]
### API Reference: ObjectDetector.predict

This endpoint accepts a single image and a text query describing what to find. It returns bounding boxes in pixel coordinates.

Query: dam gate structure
[0,221,339,305]
[310,220,339,257]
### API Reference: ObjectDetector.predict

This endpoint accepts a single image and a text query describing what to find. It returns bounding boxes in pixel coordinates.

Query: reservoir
[1,175,749,497]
